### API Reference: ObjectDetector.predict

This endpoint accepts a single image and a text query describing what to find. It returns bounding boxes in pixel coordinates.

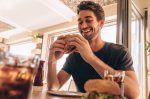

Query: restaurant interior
[0,0,150,99]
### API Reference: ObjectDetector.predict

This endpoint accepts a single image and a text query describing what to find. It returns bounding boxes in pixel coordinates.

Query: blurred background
[0,0,149,98]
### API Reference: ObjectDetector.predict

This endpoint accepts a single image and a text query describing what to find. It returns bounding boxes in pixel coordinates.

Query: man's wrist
[48,60,57,66]
[88,54,97,64]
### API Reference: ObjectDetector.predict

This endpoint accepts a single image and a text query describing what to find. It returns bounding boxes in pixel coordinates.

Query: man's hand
[49,35,66,62]
[67,34,94,62]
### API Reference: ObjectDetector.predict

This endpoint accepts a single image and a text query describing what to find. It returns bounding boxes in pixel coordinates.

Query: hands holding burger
[49,34,94,63]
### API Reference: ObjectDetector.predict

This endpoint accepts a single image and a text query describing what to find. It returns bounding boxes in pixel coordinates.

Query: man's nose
[81,22,88,28]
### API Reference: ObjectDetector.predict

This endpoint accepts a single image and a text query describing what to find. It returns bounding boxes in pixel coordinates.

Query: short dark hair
[77,1,105,21]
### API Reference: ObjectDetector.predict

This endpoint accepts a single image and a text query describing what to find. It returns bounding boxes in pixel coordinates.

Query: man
[48,1,139,98]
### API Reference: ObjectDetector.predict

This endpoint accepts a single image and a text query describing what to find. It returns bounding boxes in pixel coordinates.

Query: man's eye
[78,21,83,25]
[86,20,92,23]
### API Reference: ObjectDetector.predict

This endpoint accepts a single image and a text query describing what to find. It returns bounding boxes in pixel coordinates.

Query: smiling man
[47,1,139,99]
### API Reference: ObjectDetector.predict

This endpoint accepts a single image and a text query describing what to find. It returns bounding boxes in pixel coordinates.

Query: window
[102,24,116,43]
[9,41,36,57]
[130,3,145,99]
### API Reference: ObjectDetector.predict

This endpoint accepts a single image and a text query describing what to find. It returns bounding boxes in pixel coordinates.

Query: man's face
[78,10,103,41]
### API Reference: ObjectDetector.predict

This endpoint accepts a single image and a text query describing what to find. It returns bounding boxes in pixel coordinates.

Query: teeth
[82,29,91,33]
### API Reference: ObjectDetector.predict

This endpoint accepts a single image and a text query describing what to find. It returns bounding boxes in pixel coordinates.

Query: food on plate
[84,79,120,95]
[81,91,115,99]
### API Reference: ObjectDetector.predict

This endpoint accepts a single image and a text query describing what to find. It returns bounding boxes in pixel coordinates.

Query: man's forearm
[88,55,115,78]
[47,61,60,90]
[124,75,140,99]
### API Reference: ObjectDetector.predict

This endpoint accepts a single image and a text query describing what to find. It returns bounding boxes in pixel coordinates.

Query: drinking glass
[0,52,38,99]
[104,70,125,99]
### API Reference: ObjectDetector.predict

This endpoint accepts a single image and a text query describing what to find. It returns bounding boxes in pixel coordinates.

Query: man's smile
[81,28,93,36]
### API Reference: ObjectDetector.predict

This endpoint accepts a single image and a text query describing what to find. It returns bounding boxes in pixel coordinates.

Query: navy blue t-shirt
[62,42,134,92]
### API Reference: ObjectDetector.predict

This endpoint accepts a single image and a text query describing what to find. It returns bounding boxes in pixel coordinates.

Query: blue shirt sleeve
[118,47,134,71]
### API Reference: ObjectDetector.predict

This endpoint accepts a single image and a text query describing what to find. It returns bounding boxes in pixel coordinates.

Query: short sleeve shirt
[62,42,134,92]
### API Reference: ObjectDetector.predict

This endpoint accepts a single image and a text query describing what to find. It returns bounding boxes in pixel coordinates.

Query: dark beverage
[104,70,125,99]
[0,65,35,99]
[33,60,45,86]
[104,74,114,81]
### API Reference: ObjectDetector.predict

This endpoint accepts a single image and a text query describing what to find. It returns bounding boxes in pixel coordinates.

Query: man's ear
[99,19,105,28]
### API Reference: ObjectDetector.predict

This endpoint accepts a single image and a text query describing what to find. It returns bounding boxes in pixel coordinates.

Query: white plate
[47,90,84,97]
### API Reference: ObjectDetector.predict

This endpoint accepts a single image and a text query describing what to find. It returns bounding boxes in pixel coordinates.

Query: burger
[59,35,76,54]
[82,79,121,99]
